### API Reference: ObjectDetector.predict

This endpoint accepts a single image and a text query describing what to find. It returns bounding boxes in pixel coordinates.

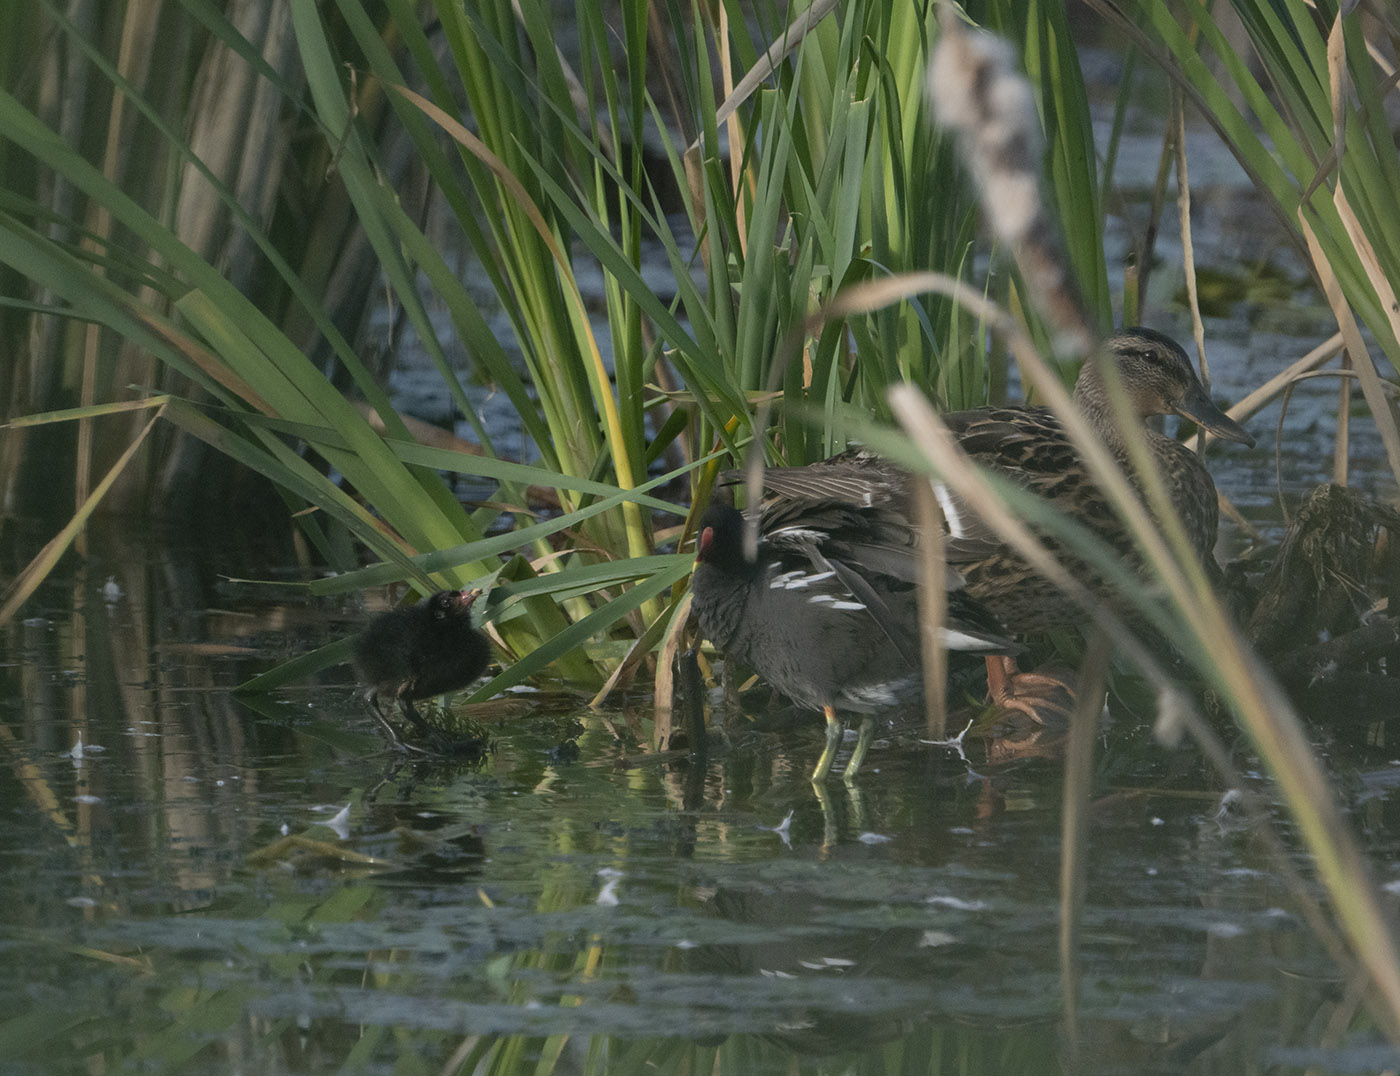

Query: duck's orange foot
[984,656,1076,724]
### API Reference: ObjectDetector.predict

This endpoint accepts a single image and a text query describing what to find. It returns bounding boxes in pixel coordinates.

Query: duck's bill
[1175,383,1255,447]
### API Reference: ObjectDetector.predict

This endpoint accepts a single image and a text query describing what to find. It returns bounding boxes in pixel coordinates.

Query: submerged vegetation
[3,0,1400,1066]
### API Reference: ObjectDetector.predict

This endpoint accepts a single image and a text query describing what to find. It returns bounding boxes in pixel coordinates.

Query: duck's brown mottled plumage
[758,327,1252,631]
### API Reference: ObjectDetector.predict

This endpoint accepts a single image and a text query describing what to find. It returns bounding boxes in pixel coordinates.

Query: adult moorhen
[751,327,1254,717]
[692,499,1017,783]
[352,587,492,753]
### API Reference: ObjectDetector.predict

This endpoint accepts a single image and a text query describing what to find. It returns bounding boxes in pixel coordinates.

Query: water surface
[1,520,1396,1075]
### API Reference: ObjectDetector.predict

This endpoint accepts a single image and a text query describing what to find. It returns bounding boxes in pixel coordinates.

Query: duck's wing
[737,447,909,507]
[934,406,1127,565]
[728,451,930,583]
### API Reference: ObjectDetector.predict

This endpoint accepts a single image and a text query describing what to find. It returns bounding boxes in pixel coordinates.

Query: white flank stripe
[849,684,901,706]
[931,481,966,538]
[940,628,999,651]
[770,526,826,542]
[784,570,834,589]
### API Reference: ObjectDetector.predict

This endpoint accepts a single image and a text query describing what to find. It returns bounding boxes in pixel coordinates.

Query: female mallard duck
[692,501,1017,782]
[694,328,1253,745]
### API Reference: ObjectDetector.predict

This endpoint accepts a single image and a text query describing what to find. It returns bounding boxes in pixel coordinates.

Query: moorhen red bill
[352,587,492,753]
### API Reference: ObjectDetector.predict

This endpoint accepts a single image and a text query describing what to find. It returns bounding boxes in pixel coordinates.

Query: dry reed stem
[1057,631,1111,1068]
[925,10,1400,1037]
[913,480,949,739]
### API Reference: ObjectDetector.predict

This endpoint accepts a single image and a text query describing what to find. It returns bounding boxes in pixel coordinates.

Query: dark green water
[2,519,1397,1076]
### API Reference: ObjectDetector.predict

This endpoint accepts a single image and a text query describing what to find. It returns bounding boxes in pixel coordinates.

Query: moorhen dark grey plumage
[352,588,492,753]
[748,328,1254,718]
[692,502,1016,782]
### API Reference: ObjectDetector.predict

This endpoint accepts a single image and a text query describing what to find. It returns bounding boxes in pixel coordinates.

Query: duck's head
[1077,327,1254,447]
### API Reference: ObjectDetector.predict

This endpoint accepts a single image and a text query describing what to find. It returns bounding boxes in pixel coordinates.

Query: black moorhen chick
[352,588,492,753]
[692,502,1016,783]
